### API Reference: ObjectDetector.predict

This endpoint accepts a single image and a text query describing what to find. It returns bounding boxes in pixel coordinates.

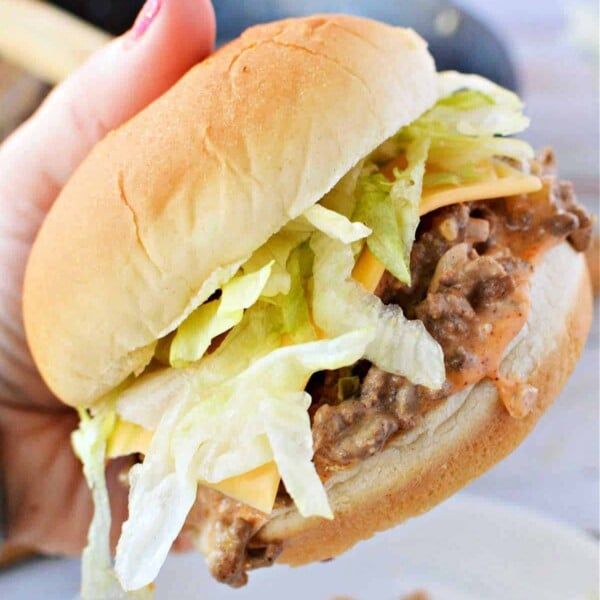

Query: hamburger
[22,14,592,598]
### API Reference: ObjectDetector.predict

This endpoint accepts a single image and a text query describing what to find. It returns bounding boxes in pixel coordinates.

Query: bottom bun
[256,242,592,564]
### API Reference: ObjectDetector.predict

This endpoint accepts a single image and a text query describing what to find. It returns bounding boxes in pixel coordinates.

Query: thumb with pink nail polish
[132,0,162,39]
[0,0,215,560]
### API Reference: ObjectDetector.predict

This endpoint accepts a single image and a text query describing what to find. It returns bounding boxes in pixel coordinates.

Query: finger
[0,406,133,555]
[0,0,215,238]
[0,0,215,409]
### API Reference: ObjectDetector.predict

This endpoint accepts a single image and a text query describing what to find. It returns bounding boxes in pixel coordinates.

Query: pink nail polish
[132,0,162,39]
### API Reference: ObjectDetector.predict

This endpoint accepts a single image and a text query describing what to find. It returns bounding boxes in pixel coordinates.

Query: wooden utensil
[0,0,110,84]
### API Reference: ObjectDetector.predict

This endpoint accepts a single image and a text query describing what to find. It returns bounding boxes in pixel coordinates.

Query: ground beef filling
[312,150,592,473]
[185,151,592,586]
[183,487,283,587]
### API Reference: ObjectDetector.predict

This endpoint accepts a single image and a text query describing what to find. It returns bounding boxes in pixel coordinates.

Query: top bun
[23,15,437,406]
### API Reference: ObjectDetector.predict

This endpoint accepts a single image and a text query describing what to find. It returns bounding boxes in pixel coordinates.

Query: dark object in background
[214,0,518,90]
[49,0,142,36]
[47,0,518,91]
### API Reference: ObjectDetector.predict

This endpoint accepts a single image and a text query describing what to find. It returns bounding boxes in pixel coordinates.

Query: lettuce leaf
[353,174,404,277]
[435,71,530,136]
[158,258,246,340]
[169,262,273,367]
[319,160,364,218]
[173,329,373,505]
[115,398,198,592]
[302,204,371,243]
[267,242,316,344]
[117,368,195,431]
[116,329,373,590]
[72,408,152,599]
[311,233,445,389]
[118,302,284,430]
[395,71,533,174]
[354,137,430,284]
[425,136,534,172]
[198,302,285,384]
[242,229,310,298]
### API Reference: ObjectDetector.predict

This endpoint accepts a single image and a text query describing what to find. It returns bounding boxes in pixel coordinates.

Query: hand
[0,0,215,555]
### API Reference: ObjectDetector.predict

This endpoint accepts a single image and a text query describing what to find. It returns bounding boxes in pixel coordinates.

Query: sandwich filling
[179,149,591,588]
[71,73,592,598]
[313,151,591,473]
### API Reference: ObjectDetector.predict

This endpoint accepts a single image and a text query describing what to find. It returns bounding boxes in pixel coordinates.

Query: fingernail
[132,0,162,39]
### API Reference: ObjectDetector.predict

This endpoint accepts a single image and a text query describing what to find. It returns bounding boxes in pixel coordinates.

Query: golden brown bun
[585,233,599,296]
[256,242,592,564]
[23,15,437,406]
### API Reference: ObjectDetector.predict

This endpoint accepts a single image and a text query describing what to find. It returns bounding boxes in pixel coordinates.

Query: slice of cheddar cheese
[352,245,386,293]
[419,161,542,216]
[107,160,541,515]
[209,461,280,514]
[106,418,153,459]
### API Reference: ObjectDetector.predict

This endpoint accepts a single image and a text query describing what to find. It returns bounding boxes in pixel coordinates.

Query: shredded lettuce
[198,302,285,384]
[115,329,373,591]
[353,173,403,274]
[71,408,117,598]
[302,204,371,243]
[354,137,430,284]
[175,329,372,502]
[118,303,285,430]
[159,259,246,339]
[116,398,197,592]
[351,71,533,288]
[117,368,195,431]
[270,243,317,343]
[72,408,151,599]
[435,71,530,136]
[395,71,533,174]
[241,228,310,297]
[425,136,533,172]
[319,161,364,218]
[169,262,273,367]
[311,233,445,389]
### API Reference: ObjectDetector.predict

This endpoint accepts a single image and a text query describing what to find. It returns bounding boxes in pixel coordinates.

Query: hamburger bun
[23,14,437,407]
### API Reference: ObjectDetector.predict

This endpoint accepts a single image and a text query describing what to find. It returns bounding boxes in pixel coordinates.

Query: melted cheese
[352,245,385,293]
[419,162,542,216]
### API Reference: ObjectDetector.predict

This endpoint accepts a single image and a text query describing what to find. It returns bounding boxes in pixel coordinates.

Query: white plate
[1,493,598,600]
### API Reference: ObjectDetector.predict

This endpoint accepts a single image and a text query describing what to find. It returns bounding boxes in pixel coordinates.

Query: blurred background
[1,0,598,208]
[0,0,598,592]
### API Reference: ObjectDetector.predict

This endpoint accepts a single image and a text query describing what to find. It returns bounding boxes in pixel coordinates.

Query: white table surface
[2,495,598,600]
[456,0,599,535]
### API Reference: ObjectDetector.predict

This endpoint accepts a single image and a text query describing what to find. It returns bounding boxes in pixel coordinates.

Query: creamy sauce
[444,278,532,416]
